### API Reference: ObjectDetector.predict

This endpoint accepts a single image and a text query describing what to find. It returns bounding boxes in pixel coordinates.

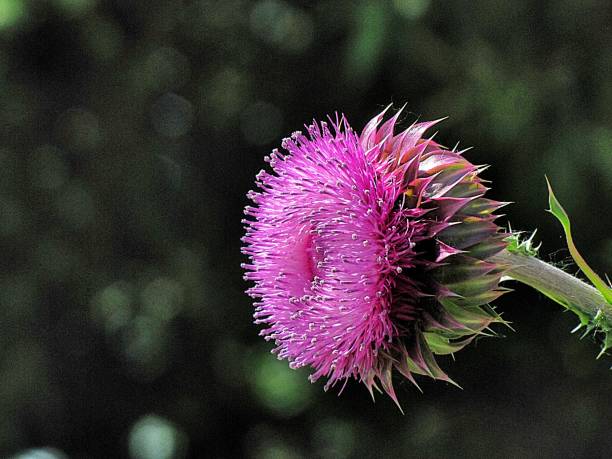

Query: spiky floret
[242,108,509,406]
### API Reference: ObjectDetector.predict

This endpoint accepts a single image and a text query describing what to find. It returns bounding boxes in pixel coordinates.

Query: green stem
[491,250,612,325]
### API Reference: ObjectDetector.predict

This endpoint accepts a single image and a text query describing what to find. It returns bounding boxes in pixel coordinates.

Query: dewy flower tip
[242,109,509,405]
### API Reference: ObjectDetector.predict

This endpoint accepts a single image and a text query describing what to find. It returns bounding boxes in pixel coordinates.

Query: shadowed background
[0,0,611,458]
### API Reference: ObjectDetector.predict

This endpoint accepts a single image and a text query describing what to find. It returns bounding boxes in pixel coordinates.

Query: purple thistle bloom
[242,107,509,407]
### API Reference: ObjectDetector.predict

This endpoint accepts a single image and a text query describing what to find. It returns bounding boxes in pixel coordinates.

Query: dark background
[1,1,611,458]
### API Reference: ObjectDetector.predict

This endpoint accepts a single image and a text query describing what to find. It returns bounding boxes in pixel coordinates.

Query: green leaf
[546,177,612,305]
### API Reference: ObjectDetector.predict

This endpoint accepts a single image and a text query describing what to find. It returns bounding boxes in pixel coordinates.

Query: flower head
[242,108,509,406]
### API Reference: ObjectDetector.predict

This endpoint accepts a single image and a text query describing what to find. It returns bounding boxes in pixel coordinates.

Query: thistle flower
[241,108,509,406]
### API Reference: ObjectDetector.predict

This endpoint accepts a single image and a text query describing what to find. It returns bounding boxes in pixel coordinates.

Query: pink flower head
[242,107,508,407]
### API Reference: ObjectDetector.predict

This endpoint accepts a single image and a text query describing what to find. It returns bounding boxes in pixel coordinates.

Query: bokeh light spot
[55,108,103,152]
[10,447,68,459]
[257,445,301,459]
[202,67,249,122]
[128,414,187,459]
[141,277,184,321]
[250,0,313,53]
[124,315,169,380]
[345,1,387,84]
[150,93,194,138]
[53,0,97,18]
[81,16,123,61]
[313,418,356,459]
[0,0,26,30]
[245,424,304,459]
[250,352,313,417]
[408,407,448,446]
[91,282,133,333]
[143,47,191,91]
[392,0,430,19]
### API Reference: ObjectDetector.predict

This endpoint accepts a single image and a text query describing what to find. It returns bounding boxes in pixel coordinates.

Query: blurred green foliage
[0,0,610,458]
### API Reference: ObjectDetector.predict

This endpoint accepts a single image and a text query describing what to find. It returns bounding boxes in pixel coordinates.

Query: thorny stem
[491,250,612,324]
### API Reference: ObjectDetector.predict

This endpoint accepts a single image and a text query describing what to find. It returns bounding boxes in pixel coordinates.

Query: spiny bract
[241,107,509,407]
